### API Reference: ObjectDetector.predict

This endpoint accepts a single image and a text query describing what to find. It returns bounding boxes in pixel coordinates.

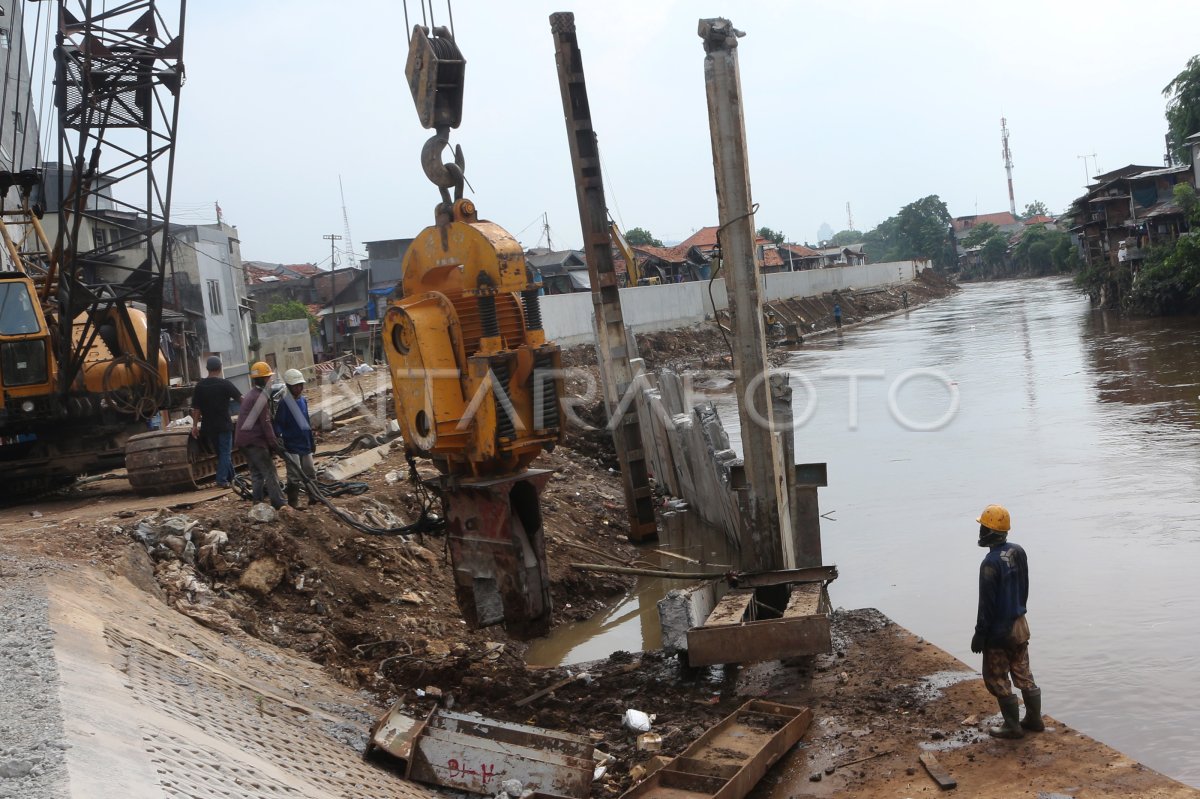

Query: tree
[828,229,864,246]
[624,227,663,247]
[862,195,956,269]
[260,300,319,336]
[1021,200,1050,219]
[962,222,1001,248]
[757,226,786,246]
[1164,54,1200,165]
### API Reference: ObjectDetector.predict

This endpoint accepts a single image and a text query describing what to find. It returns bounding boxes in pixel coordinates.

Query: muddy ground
[0,273,985,796]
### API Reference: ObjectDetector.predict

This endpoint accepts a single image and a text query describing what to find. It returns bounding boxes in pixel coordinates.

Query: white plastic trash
[623,709,652,732]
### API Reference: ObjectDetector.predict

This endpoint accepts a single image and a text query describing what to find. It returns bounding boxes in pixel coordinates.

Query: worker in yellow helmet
[971,503,1043,739]
[234,361,286,510]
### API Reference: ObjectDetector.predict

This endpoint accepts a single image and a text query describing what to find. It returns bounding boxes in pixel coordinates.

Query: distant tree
[1012,225,1074,276]
[962,222,1002,249]
[757,226,786,246]
[1164,54,1200,165]
[863,195,956,269]
[981,235,1009,269]
[1126,184,1200,315]
[1021,200,1050,219]
[624,227,664,247]
[260,300,318,336]
[828,229,864,246]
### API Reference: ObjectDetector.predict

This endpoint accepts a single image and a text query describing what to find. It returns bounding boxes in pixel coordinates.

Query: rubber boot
[1020,688,1044,732]
[286,483,301,509]
[989,694,1025,739]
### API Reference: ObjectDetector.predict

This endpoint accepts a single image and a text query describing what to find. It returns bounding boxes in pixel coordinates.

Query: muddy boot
[286,483,301,509]
[989,694,1025,739]
[1020,688,1044,732]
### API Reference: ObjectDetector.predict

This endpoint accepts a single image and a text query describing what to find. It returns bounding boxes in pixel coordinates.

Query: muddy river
[531,277,1200,786]
[719,277,1200,786]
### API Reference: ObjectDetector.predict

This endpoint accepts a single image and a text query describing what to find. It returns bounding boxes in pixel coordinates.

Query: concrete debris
[636,732,662,752]
[323,443,391,482]
[248,503,277,523]
[238,557,286,595]
[0,758,36,778]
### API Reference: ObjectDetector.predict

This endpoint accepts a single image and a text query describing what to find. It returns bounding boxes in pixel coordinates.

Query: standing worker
[971,503,1044,739]
[274,369,316,509]
[235,362,287,510]
[833,302,843,329]
[190,356,242,487]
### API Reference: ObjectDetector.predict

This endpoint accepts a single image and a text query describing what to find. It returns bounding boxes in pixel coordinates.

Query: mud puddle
[527,510,740,667]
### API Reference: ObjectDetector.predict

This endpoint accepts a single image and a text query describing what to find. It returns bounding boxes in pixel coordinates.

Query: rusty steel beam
[549,12,657,543]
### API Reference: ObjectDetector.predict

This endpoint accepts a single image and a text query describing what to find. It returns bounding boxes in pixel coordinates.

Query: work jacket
[975,541,1029,641]
[274,392,314,455]
[234,387,278,450]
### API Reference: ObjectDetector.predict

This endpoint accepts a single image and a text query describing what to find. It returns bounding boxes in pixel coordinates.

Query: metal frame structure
[52,0,185,411]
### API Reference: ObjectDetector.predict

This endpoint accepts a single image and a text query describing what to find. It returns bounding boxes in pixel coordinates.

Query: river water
[529,277,1200,786]
[715,277,1200,787]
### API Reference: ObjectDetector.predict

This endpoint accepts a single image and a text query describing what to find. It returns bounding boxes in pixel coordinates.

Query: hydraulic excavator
[0,1,199,497]
[383,25,564,636]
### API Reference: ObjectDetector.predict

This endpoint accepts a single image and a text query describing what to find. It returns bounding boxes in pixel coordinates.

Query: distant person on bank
[189,355,241,487]
[833,302,843,329]
[274,368,316,509]
[971,503,1044,738]
[235,361,287,510]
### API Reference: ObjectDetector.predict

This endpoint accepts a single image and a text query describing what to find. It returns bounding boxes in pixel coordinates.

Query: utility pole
[1077,152,1098,188]
[698,18,795,570]
[550,12,657,542]
[324,233,342,358]
[1001,117,1016,217]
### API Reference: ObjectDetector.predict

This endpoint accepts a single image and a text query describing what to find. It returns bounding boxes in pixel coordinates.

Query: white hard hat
[283,368,306,386]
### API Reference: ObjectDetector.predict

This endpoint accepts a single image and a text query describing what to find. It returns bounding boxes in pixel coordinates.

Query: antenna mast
[846,201,853,231]
[1001,117,1016,217]
[338,176,357,269]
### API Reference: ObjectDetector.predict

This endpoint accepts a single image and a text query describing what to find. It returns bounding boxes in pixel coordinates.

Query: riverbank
[3,275,1197,796]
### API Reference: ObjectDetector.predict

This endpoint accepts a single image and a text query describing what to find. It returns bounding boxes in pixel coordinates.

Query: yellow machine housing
[384,199,563,477]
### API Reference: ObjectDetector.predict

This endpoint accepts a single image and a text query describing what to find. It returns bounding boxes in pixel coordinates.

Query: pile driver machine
[383,25,565,635]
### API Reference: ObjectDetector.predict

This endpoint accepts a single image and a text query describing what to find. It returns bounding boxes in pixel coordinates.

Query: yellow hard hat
[976,504,1011,533]
[249,361,274,379]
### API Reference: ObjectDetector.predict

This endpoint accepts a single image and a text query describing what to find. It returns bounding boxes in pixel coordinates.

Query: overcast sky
[35,0,1200,264]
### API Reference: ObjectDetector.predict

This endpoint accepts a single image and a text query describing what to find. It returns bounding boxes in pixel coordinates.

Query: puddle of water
[527,511,741,667]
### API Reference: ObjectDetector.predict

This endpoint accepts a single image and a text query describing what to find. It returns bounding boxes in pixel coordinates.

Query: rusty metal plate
[686,584,831,667]
[376,707,595,797]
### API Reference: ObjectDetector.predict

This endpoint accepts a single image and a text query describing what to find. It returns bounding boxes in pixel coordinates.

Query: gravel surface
[0,556,69,799]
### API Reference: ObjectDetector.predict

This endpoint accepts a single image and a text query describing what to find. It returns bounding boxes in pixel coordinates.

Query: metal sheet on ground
[372,705,595,797]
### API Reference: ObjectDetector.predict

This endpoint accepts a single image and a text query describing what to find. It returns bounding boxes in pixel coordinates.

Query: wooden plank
[918,752,957,791]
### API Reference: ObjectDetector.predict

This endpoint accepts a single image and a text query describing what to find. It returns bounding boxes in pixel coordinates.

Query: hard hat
[283,368,305,386]
[976,504,1011,533]
[249,361,274,379]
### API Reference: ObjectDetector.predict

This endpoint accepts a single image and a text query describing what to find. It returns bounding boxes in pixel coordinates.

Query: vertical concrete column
[698,18,794,570]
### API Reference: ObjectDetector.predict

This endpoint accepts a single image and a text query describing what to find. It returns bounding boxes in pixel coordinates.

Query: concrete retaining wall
[542,259,926,346]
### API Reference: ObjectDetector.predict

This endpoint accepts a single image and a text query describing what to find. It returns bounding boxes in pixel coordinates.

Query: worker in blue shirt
[833,302,843,329]
[971,504,1044,739]
[274,369,317,509]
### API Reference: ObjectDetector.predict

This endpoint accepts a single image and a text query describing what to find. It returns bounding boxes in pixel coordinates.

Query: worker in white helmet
[274,368,317,509]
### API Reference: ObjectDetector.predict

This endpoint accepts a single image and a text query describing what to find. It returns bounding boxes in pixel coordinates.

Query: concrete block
[657,581,717,654]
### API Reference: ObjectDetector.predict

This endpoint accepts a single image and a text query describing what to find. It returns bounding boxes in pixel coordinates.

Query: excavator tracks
[125,428,244,496]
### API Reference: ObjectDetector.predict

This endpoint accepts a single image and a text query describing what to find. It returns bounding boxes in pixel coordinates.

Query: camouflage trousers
[983,641,1038,698]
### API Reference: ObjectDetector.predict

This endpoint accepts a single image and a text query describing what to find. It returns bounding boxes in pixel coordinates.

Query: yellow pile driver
[383,25,564,636]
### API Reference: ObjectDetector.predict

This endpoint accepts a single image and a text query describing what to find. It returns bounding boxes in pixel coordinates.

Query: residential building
[0,3,40,176]
[952,211,1023,238]
[1067,162,1196,277]
[678,226,802,273]
[526,249,589,294]
[814,244,869,267]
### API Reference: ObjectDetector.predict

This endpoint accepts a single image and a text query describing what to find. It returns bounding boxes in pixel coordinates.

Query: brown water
[531,277,1200,786]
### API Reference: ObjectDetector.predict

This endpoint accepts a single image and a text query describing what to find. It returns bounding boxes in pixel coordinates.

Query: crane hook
[421,130,466,199]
